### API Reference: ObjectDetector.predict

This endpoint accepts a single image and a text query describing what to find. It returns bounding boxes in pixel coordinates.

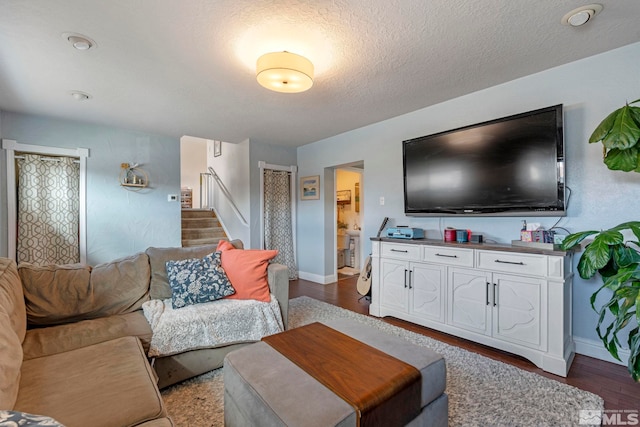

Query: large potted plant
[561,99,640,381]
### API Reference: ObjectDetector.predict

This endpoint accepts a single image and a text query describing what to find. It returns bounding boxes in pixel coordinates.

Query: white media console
[369,237,575,377]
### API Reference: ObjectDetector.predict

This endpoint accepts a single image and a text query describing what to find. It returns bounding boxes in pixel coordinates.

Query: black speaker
[470,234,483,243]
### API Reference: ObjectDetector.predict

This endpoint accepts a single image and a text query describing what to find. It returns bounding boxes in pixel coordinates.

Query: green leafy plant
[589,98,640,172]
[561,222,640,381]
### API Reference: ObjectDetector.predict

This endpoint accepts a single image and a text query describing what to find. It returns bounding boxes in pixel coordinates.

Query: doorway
[335,163,363,280]
[2,139,88,264]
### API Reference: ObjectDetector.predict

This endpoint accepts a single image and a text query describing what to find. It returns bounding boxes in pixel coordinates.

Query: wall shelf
[119,163,149,190]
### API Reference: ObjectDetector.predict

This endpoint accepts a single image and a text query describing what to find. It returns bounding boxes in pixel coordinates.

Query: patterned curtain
[16,154,80,265]
[263,169,298,279]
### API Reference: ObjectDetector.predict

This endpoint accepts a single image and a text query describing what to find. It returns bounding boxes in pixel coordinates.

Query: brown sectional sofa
[0,241,289,426]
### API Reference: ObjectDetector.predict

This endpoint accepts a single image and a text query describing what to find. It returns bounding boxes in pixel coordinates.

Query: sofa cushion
[0,312,23,410]
[0,259,26,342]
[22,311,153,360]
[89,252,151,314]
[166,251,235,308]
[147,240,243,300]
[19,253,150,326]
[15,336,167,427]
[0,258,26,410]
[216,242,278,303]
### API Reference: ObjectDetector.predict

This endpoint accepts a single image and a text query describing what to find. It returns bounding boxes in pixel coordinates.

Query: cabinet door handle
[392,249,409,253]
[493,283,497,307]
[495,259,525,265]
[436,253,458,258]
[408,270,413,289]
[404,269,408,288]
[486,282,490,306]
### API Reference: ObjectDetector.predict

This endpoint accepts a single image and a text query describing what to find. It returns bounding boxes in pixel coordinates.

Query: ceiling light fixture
[256,51,314,93]
[561,4,603,27]
[62,32,96,50]
[69,91,91,101]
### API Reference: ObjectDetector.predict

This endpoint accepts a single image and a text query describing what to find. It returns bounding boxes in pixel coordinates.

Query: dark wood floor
[289,276,639,411]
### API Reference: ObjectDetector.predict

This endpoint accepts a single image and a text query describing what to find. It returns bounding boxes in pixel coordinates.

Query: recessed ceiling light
[69,91,91,101]
[61,32,96,50]
[561,4,603,27]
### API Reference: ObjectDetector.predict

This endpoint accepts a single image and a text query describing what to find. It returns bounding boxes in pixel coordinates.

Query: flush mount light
[62,32,96,50]
[68,90,91,101]
[256,51,314,93]
[561,4,603,26]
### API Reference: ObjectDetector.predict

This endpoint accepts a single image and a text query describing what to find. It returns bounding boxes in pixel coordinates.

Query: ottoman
[223,318,448,427]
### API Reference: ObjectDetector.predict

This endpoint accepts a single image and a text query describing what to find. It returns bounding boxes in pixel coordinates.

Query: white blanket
[142,296,284,357]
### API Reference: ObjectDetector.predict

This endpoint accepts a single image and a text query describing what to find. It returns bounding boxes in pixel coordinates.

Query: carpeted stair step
[181,227,226,240]
[181,208,228,247]
[181,237,227,247]
[181,209,217,219]
[182,217,220,229]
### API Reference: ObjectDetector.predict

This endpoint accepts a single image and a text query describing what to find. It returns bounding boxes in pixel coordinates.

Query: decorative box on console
[520,230,555,243]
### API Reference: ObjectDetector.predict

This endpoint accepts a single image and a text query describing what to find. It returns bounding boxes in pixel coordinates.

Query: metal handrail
[206,166,249,227]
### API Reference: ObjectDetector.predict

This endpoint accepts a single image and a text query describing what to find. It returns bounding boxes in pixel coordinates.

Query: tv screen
[403,105,565,216]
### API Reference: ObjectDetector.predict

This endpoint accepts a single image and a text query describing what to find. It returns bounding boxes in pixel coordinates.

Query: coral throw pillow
[216,241,278,302]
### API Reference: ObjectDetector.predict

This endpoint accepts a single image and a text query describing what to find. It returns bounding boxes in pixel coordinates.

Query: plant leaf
[595,229,625,245]
[578,236,618,279]
[589,109,620,143]
[602,105,640,149]
[613,245,640,268]
[627,327,639,381]
[604,147,640,172]
[561,230,598,251]
[630,106,640,128]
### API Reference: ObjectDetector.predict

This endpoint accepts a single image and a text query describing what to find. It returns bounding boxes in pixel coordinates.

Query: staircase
[181,209,227,247]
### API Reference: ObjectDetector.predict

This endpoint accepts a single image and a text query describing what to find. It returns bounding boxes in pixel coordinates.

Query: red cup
[444,229,457,242]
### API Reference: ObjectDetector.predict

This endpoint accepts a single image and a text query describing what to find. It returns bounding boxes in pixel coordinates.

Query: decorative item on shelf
[444,228,457,242]
[119,162,149,191]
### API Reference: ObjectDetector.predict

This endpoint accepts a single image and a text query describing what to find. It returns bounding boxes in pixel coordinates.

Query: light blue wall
[296,42,640,348]
[0,111,182,264]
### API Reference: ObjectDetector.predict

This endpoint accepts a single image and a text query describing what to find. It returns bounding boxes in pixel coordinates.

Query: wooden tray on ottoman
[223,319,448,427]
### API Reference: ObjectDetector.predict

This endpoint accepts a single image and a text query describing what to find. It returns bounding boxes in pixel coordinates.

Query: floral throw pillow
[166,251,235,309]
[0,410,65,426]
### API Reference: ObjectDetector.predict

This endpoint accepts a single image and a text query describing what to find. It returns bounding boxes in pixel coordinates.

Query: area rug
[161,296,603,426]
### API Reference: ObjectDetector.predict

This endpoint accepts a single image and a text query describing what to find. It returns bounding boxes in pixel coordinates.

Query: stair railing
[203,166,249,227]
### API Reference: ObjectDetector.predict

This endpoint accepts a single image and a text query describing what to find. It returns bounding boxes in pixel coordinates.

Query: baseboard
[297,271,336,285]
[574,336,629,366]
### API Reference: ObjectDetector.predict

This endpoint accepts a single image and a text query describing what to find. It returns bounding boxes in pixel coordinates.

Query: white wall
[180,136,208,208]
[209,139,251,246]
[0,111,182,264]
[296,41,640,358]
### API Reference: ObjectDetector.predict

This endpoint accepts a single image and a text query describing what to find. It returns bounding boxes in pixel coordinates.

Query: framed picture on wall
[300,175,320,200]
[336,190,351,205]
[214,140,222,157]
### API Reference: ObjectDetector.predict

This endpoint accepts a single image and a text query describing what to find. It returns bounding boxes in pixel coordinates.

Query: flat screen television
[403,105,565,216]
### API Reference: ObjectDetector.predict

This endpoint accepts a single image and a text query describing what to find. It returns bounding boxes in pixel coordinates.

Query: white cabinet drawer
[381,243,421,261]
[423,246,474,267]
[477,251,547,277]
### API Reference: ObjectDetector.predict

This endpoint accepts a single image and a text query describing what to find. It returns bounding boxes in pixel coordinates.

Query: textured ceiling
[0,0,639,147]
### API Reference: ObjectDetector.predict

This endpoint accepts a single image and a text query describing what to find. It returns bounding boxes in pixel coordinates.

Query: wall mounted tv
[403,104,565,217]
